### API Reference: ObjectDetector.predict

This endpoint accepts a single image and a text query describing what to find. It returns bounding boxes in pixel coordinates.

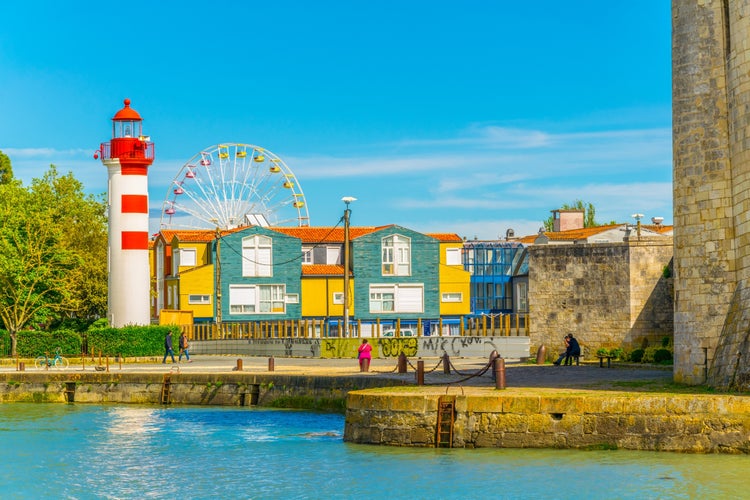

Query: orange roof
[271,226,381,243]
[301,264,345,276]
[426,232,463,242]
[519,223,674,243]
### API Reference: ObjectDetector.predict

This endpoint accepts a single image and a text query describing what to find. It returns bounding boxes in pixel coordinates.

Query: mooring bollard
[268,356,274,372]
[397,352,407,374]
[18,362,25,372]
[106,356,110,373]
[494,356,506,390]
[443,353,450,374]
[536,345,547,365]
[236,358,243,371]
[416,358,425,385]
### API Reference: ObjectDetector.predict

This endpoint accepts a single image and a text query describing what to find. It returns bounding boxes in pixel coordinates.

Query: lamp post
[341,196,357,337]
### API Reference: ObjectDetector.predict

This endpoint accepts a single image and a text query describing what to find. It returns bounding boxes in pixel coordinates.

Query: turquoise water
[1,403,748,499]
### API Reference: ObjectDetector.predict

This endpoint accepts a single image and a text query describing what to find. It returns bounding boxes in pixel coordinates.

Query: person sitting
[564,334,581,366]
[553,335,570,366]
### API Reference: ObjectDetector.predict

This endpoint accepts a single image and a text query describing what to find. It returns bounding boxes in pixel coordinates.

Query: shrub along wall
[1,325,181,358]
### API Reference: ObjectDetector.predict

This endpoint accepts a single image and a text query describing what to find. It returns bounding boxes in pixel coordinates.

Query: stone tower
[673,0,750,388]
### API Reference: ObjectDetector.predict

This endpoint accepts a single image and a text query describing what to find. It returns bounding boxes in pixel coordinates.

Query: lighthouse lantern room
[96,99,155,327]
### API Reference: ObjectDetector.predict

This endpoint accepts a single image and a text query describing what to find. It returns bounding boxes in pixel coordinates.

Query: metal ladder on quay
[160,374,171,404]
[436,395,455,448]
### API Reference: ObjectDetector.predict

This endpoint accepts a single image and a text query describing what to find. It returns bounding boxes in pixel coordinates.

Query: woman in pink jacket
[357,339,372,372]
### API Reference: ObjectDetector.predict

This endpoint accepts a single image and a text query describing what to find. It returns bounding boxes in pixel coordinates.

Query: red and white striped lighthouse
[95,99,155,327]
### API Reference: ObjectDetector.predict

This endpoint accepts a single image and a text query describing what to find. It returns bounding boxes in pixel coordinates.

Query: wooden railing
[180,314,529,340]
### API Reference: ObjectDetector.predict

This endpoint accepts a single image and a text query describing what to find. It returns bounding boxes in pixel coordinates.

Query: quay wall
[344,391,750,454]
[0,372,406,407]
[191,336,529,360]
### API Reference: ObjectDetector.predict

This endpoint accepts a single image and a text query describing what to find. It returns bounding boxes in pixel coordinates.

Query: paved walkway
[5,355,674,392]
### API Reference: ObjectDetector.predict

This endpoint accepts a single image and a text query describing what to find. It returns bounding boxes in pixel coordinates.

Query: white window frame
[179,248,197,267]
[229,284,286,314]
[382,234,411,276]
[446,247,462,266]
[285,293,299,304]
[302,246,313,265]
[441,292,462,303]
[188,294,211,305]
[516,282,528,312]
[369,284,423,313]
[332,292,344,305]
[242,235,272,277]
[326,246,341,265]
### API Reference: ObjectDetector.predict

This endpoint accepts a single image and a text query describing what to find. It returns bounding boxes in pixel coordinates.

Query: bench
[597,355,615,368]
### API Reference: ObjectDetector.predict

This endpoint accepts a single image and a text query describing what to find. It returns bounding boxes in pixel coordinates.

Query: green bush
[16,330,83,357]
[596,348,609,357]
[609,347,625,361]
[86,325,179,357]
[629,348,645,363]
[653,348,673,364]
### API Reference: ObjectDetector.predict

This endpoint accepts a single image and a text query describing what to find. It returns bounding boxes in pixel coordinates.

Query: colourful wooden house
[216,225,303,321]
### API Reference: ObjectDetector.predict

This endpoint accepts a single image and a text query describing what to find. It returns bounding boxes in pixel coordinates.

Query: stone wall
[528,240,673,358]
[672,0,750,385]
[345,391,750,453]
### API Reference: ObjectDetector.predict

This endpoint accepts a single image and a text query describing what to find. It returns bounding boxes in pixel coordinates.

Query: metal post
[494,357,506,390]
[443,353,450,374]
[417,359,425,386]
[236,358,243,371]
[215,225,222,326]
[398,352,407,373]
[342,197,356,337]
[268,356,274,372]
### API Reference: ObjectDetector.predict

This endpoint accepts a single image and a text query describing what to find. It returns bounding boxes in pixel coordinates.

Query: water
[1,403,748,499]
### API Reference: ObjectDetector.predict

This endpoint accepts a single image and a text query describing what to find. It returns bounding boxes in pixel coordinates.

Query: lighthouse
[95,99,155,327]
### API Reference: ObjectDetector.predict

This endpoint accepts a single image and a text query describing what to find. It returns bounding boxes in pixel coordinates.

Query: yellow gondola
[283,181,293,188]
[270,165,281,173]
[254,155,265,162]
[237,151,247,158]
[293,201,304,208]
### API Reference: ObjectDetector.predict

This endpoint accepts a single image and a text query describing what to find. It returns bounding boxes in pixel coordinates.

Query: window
[370,287,395,312]
[285,294,299,304]
[442,292,462,303]
[369,284,423,313]
[242,235,272,277]
[332,292,344,305]
[326,246,341,265]
[446,248,462,266]
[301,246,312,265]
[179,248,197,267]
[516,282,528,312]
[382,235,411,276]
[188,295,211,305]
[229,284,285,314]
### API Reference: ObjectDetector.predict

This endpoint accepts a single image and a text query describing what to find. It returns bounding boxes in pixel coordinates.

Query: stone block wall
[528,239,673,358]
[672,0,750,386]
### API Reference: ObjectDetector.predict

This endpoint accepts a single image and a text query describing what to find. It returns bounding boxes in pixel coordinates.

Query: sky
[0,1,672,240]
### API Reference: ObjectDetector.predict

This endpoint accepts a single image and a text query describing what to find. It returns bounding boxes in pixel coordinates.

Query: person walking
[178,332,192,363]
[357,339,372,372]
[163,331,176,364]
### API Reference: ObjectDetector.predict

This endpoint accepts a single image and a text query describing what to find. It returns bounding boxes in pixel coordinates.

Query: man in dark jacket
[564,334,581,366]
[162,331,176,364]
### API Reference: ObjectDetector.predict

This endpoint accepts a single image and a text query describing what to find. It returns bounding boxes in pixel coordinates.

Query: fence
[181,314,529,341]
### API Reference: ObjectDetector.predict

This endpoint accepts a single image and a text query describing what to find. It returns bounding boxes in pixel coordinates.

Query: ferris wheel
[159,143,310,230]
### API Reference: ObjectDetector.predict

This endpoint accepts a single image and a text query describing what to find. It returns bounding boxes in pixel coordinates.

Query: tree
[543,200,597,231]
[0,150,13,184]
[0,166,107,354]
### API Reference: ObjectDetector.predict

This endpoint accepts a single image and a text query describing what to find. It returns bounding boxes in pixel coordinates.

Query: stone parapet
[345,389,750,453]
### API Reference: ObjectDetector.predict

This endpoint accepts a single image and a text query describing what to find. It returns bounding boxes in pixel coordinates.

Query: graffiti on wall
[321,339,359,359]
[420,336,497,357]
[377,338,418,358]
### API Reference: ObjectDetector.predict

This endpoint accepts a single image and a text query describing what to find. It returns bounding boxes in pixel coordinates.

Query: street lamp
[341,196,357,337]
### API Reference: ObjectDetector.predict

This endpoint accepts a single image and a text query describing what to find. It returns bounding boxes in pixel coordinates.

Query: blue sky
[0,1,672,239]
